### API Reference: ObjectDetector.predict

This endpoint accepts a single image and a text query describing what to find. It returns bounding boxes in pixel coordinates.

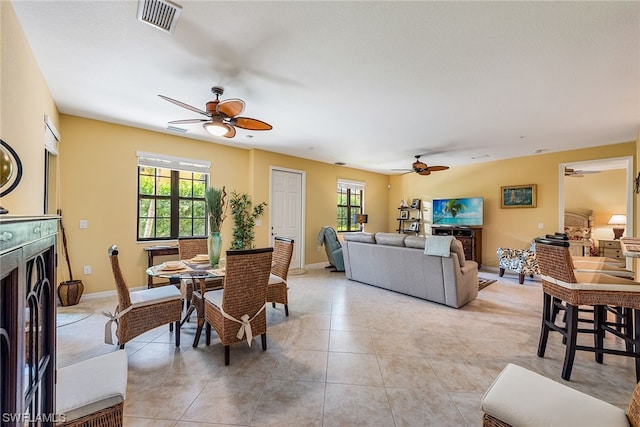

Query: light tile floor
[56,265,637,426]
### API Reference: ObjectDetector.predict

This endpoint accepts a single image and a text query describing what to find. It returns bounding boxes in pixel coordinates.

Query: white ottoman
[56,350,128,426]
[481,363,630,427]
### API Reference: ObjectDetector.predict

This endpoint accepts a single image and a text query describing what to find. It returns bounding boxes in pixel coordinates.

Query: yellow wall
[1,2,59,214]
[59,115,390,292]
[389,142,636,267]
[250,149,390,255]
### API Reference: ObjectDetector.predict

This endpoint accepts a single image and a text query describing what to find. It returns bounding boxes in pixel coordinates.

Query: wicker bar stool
[534,237,640,381]
[268,237,294,316]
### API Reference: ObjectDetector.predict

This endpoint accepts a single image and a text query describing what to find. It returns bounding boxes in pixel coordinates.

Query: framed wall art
[399,210,409,220]
[501,184,537,208]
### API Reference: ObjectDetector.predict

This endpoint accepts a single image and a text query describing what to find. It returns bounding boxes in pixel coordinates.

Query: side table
[143,245,179,288]
[598,239,624,262]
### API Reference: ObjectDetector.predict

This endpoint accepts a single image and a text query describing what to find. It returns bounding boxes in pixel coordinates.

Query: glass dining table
[146,261,225,346]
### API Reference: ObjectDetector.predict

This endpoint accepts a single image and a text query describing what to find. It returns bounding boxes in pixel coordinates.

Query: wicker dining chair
[177,237,224,324]
[534,237,640,381]
[482,363,640,427]
[268,237,294,316]
[57,350,128,427]
[106,245,182,348]
[203,247,273,365]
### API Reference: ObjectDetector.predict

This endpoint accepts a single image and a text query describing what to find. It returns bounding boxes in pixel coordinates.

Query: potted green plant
[204,186,227,267]
[229,191,266,250]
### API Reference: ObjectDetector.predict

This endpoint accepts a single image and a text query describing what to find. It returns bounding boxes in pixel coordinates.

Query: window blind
[337,179,365,192]
[136,151,210,174]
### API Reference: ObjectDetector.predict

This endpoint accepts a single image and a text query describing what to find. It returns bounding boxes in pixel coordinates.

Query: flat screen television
[432,197,483,226]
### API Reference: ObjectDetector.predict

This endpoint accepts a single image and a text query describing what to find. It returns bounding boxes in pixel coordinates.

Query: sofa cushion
[343,232,376,244]
[405,236,426,249]
[375,233,406,247]
[451,239,466,267]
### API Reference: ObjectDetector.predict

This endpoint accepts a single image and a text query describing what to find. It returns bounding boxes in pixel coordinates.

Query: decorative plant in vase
[204,186,227,267]
[229,191,266,250]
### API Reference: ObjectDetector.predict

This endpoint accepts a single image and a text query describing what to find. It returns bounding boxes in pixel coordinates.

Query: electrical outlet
[83,265,92,275]
[255,220,262,226]
[79,220,88,229]
[538,223,544,229]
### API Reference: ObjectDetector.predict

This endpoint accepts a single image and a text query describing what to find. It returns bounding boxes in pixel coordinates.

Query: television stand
[431,226,482,266]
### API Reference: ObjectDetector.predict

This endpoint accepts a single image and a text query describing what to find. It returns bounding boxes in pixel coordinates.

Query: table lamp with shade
[354,214,368,232]
[608,214,627,240]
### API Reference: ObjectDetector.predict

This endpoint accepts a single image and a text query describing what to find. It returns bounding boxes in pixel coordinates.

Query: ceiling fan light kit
[203,122,232,137]
[160,86,272,139]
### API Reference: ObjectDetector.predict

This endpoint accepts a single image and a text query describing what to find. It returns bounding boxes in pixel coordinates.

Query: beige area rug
[478,277,497,291]
[57,306,94,327]
[288,268,308,276]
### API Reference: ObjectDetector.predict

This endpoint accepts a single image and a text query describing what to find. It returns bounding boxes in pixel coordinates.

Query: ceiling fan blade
[232,117,273,131]
[426,165,449,172]
[222,124,236,138]
[158,95,209,117]
[168,119,208,124]
[216,99,245,117]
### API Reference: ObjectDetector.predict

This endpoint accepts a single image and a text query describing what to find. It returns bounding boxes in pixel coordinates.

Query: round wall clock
[0,139,23,197]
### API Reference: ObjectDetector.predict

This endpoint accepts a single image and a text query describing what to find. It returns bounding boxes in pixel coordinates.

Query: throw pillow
[564,226,591,240]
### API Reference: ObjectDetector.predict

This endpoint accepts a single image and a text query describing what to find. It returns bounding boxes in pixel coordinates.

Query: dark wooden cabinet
[431,226,482,266]
[1,216,58,425]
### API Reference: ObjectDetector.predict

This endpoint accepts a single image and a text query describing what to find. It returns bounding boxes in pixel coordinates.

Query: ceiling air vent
[137,0,182,34]
[166,125,188,133]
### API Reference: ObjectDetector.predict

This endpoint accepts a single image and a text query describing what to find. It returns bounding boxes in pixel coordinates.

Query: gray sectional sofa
[342,232,478,308]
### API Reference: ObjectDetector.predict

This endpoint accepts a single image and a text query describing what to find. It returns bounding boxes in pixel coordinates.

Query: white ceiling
[11,1,640,174]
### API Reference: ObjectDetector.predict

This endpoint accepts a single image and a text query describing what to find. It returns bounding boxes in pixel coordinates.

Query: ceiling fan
[392,155,450,176]
[564,167,601,178]
[159,86,272,138]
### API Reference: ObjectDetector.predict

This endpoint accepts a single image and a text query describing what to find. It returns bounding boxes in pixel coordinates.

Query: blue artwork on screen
[432,197,483,226]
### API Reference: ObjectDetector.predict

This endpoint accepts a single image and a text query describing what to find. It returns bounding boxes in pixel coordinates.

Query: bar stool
[534,237,640,381]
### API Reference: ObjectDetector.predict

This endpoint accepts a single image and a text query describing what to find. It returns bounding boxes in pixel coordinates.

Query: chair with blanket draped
[203,247,273,365]
[106,245,182,348]
[268,237,294,316]
[496,241,539,284]
[317,226,345,272]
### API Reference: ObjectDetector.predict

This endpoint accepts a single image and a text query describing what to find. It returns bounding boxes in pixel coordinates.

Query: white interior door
[270,168,304,269]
